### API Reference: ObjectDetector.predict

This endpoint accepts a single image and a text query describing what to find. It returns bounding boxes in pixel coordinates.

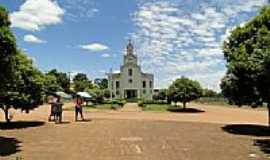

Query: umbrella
[77,92,92,99]
[55,91,72,99]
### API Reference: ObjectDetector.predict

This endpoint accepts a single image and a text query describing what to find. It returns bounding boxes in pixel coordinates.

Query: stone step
[120,103,142,112]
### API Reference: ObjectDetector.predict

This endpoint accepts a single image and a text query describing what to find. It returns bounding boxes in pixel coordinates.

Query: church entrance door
[125,90,137,99]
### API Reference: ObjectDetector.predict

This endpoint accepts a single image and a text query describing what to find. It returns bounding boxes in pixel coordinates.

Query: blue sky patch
[0,0,268,90]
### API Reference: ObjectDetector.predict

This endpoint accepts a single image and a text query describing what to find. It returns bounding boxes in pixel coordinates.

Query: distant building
[108,40,154,100]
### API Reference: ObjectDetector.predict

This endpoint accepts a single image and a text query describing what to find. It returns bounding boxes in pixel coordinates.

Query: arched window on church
[143,81,146,88]
[149,81,153,88]
[128,68,133,76]
[116,81,120,88]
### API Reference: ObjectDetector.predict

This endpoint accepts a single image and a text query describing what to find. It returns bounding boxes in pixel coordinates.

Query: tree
[0,6,44,122]
[44,74,62,94]
[94,78,108,89]
[221,6,270,125]
[202,89,219,97]
[73,73,88,82]
[86,88,111,104]
[73,73,93,92]
[0,6,16,95]
[103,89,111,99]
[1,52,45,122]
[167,77,203,109]
[0,6,20,122]
[153,89,167,101]
[47,69,70,93]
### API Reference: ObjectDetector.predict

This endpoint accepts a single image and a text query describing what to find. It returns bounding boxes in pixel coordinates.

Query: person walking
[75,95,84,121]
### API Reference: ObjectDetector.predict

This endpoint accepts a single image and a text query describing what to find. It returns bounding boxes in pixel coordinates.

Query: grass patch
[86,104,113,110]
[140,103,205,113]
[63,104,117,111]
[83,104,96,108]
[193,98,267,111]
[141,104,170,112]
[86,103,124,111]
[195,97,229,106]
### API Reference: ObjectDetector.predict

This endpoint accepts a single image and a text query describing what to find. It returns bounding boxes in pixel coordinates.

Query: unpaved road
[0,103,269,160]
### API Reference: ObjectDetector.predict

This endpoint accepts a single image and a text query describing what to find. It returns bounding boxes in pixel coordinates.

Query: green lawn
[141,102,267,112]
[141,104,205,113]
[86,103,125,110]
[141,104,170,112]
[194,97,230,106]
[84,104,114,110]
[193,101,267,111]
[63,104,116,111]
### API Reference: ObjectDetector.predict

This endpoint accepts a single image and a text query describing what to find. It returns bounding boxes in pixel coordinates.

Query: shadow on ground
[75,119,92,122]
[0,121,45,130]
[222,124,270,137]
[167,107,205,113]
[0,136,21,156]
[50,121,71,125]
[254,139,270,154]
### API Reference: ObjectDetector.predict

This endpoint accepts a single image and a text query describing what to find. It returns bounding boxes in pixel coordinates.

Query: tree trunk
[183,102,186,110]
[4,106,10,123]
[267,102,270,127]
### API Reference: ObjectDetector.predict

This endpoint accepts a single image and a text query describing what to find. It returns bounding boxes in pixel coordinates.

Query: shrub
[109,99,125,110]
[153,89,167,101]
[138,101,146,108]
[126,98,139,103]
[110,99,126,106]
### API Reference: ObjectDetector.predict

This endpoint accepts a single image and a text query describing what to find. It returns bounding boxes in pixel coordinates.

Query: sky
[0,0,268,91]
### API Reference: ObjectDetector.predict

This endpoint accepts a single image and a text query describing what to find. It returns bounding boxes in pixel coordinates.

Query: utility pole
[68,71,71,83]
[106,68,113,101]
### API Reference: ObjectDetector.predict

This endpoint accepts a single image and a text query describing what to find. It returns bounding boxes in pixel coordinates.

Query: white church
[108,40,154,100]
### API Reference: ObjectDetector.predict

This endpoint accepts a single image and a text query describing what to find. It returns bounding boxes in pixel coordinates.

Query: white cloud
[23,34,47,44]
[79,43,109,52]
[132,0,267,91]
[10,0,64,31]
[101,53,111,58]
[59,0,99,22]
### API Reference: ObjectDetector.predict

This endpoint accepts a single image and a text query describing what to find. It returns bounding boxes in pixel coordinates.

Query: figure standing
[54,97,63,123]
[75,95,84,121]
[48,96,58,121]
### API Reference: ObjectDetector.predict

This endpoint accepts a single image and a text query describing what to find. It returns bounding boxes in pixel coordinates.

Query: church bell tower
[124,39,138,65]
[127,39,134,55]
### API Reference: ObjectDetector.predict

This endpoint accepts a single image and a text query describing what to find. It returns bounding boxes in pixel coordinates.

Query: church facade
[108,41,154,100]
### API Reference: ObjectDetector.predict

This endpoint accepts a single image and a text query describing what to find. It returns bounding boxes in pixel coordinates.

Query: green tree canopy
[73,73,94,92]
[221,6,270,125]
[44,74,62,94]
[167,77,203,109]
[153,89,167,101]
[0,6,45,122]
[202,89,219,97]
[1,51,45,122]
[46,69,70,93]
[0,6,16,95]
[94,78,108,90]
[73,73,88,82]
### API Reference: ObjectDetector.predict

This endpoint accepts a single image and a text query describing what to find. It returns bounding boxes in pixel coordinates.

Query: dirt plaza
[0,103,269,160]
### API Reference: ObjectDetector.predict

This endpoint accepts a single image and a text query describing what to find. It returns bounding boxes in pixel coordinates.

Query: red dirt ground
[0,103,269,160]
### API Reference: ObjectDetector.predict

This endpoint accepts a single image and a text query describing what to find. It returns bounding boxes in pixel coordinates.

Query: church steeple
[127,39,134,55]
[124,39,138,65]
